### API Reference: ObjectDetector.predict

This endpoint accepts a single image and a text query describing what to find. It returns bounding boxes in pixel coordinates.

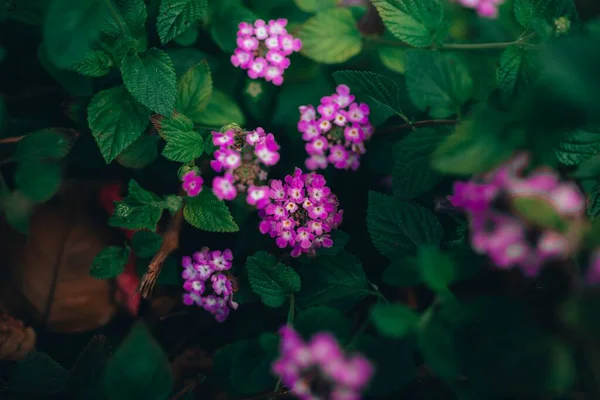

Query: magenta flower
[450,152,586,277]
[181,247,238,322]
[457,0,505,18]
[209,125,280,207]
[230,18,301,86]
[298,85,373,171]
[272,326,373,400]
[181,170,204,197]
[258,168,342,257]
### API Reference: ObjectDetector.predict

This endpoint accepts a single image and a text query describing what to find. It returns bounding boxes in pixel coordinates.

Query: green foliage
[294,0,338,12]
[13,129,75,161]
[103,0,147,37]
[247,251,301,307]
[378,46,406,74]
[382,258,422,287]
[371,0,447,47]
[555,127,600,166]
[183,190,239,232]
[90,245,131,279]
[514,0,577,28]
[156,113,205,162]
[103,322,173,400]
[0,190,35,235]
[208,0,257,52]
[14,161,61,202]
[417,245,456,299]
[131,231,164,258]
[109,180,166,231]
[157,0,207,45]
[117,135,159,169]
[195,89,246,126]
[176,61,213,122]
[298,8,362,64]
[294,306,352,342]
[497,45,538,103]
[371,303,420,338]
[11,352,68,395]
[68,336,111,400]
[71,50,114,77]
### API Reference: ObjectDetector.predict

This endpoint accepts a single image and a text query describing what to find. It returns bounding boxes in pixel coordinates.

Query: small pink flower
[279,33,302,55]
[213,173,237,201]
[246,127,266,146]
[268,18,288,35]
[254,19,269,40]
[299,105,317,122]
[276,230,296,248]
[347,102,370,124]
[317,100,339,121]
[332,85,355,108]
[247,185,270,209]
[265,35,281,50]
[248,57,268,79]
[212,130,235,148]
[306,137,329,155]
[318,119,332,133]
[266,50,290,69]
[255,134,281,166]
[182,171,204,197]
[299,121,320,141]
[264,65,284,86]
[230,49,254,68]
[238,22,254,36]
[306,155,328,171]
[344,125,364,143]
[236,35,259,52]
[222,149,242,169]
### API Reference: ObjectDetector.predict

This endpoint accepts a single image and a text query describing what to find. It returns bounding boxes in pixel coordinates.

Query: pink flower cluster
[181,170,204,197]
[231,18,301,86]
[457,0,505,18]
[258,168,343,257]
[298,85,373,171]
[210,126,280,206]
[272,326,373,400]
[449,153,586,277]
[181,247,239,322]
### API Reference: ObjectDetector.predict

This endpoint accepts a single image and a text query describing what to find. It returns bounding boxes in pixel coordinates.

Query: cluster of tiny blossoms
[181,170,204,197]
[272,326,373,400]
[457,0,505,18]
[258,168,343,257]
[211,125,280,206]
[181,248,238,322]
[298,85,373,171]
[449,153,586,277]
[231,19,301,86]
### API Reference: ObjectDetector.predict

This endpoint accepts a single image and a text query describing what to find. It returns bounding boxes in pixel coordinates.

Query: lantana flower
[298,85,373,171]
[231,19,301,86]
[210,125,280,207]
[181,247,239,322]
[181,170,204,197]
[258,168,343,257]
[449,152,586,277]
[457,0,505,18]
[272,326,374,400]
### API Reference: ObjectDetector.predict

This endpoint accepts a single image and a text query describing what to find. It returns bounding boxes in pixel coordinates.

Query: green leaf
[163,194,183,215]
[13,129,76,162]
[183,190,239,232]
[371,0,446,47]
[392,127,446,199]
[131,231,164,258]
[297,252,373,309]
[417,245,456,297]
[294,0,338,12]
[71,50,113,77]
[367,191,443,259]
[156,114,205,163]
[404,50,473,118]
[246,251,301,308]
[11,352,68,396]
[88,86,151,163]
[121,48,177,116]
[208,0,257,52]
[294,306,352,343]
[332,70,405,124]
[176,61,212,122]
[43,0,110,68]
[298,8,362,64]
[417,306,462,378]
[195,89,245,126]
[510,195,568,232]
[90,246,131,279]
[4,0,49,25]
[555,127,600,166]
[103,0,147,36]
[174,25,199,46]
[371,303,420,338]
[38,44,93,96]
[15,161,62,203]
[497,45,537,103]
[378,46,406,74]
[117,135,159,169]
[109,180,166,231]
[382,258,422,287]
[0,190,35,235]
[157,0,207,45]
[68,336,111,400]
[103,322,173,400]
[514,0,578,28]
[316,230,349,256]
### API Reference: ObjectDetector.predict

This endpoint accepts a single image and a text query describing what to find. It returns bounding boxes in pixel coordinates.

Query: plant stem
[273,294,296,394]
[104,0,129,37]
[0,136,24,144]
[368,32,537,51]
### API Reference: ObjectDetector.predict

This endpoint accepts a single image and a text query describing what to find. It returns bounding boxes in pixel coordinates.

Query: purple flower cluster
[457,0,505,18]
[210,126,280,206]
[181,247,239,322]
[272,326,373,400]
[450,153,586,277]
[298,85,373,171]
[258,168,343,257]
[231,19,301,86]
[181,170,204,197]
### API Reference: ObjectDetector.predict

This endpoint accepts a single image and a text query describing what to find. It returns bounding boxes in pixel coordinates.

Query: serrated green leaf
[294,306,352,343]
[246,251,300,308]
[103,322,173,400]
[332,70,405,124]
[195,89,245,126]
[316,230,349,256]
[90,246,131,279]
[176,61,212,122]
[378,45,405,74]
[163,194,183,215]
[367,191,443,259]
[11,352,68,395]
[103,0,147,36]
[131,231,164,258]
[208,0,257,52]
[174,25,199,46]
[555,127,600,166]
[68,336,111,400]
[371,303,420,338]
[514,0,578,28]
[371,0,446,47]
[157,0,207,45]
[109,180,166,231]
[43,0,110,68]
[71,50,113,77]
[152,112,194,138]
[497,46,538,103]
[88,86,150,163]
[392,127,446,199]
[297,252,373,309]
[13,129,76,161]
[298,8,362,64]
[15,161,61,203]
[405,50,473,118]
[117,135,159,169]
[121,48,177,116]
[183,190,239,232]
[158,114,205,163]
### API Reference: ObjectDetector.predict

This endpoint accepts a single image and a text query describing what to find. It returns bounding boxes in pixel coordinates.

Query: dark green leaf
[90,246,131,279]
[157,0,207,45]
[194,89,245,126]
[294,306,353,343]
[68,336,111,400]
[417,245,455,298]
[13,129,76,161]
[246,251,300,308]
[103,322,173,400]
[11,352,68,395]
[0,190,34,235]
[316,230,349,256]
[371,303,420,338]
[294,0,337,12]
[163,194,183,215]
[155,113,205,162]
[109,180,166,231]
[555,127,600,166]
[174,25,199,46]
[103,0,147,36]
[382,258,422,287]
[117,135,159,169]
[514,0,578,28]
[497,45,538,103]
[183,190,239,232]
[131,231,164,258]
[417,306,462,378]
[378,45,405,74]
[208,0,257,52]
[15,161,62,203]
[71,50,113,77]
[176,61,212,122]
[121,48,177,116]
[38,44,93,96]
